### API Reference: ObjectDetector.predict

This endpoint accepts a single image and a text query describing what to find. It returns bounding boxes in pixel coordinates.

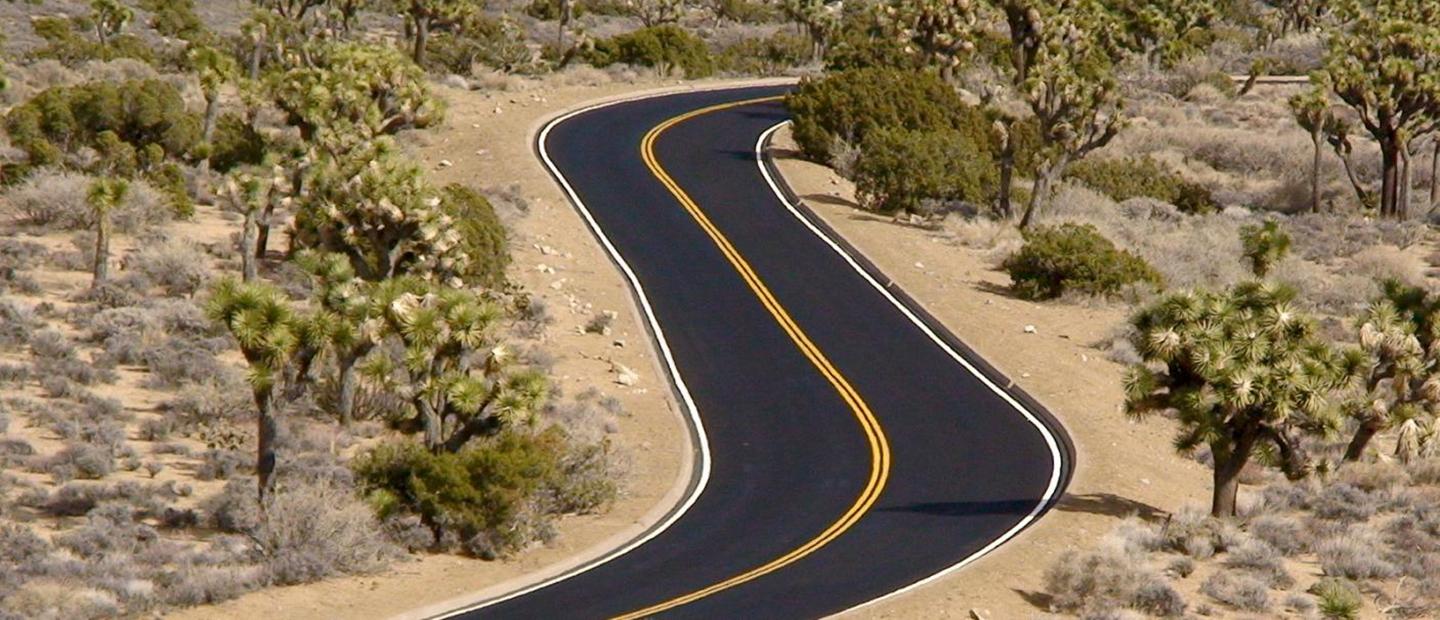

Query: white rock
[615,364,640,386]
[549,280,565,290]
[914,262,925,269]
[1023,325,1037,334]
[437,159,453,168]
[613,339,626,348]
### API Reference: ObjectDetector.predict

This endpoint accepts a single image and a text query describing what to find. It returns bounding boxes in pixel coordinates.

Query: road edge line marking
[610,97,892,619]
[751,121,1072,617]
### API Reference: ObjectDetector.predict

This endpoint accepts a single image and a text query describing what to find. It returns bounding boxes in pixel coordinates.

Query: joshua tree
[1124,282,1358,516]
[363,279,547,452]
[996,0,1125,229]
[1239,220,1292,279]
[1317,1,1440,219]
[293,251,379,427]
[187,45,239,173]
[399,0,471,65]
[1343,280,1440,462]
[878,0,980,82]
[207,278,328,500]
[1289,86,1330,214]
[780,0,838,62]
[629,0,686,27]
[86,177,128,288]
[90,0,133,47]
[220,170,268,282]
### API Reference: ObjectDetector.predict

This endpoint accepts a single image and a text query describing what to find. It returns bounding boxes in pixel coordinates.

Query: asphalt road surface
[446,85,1074,619]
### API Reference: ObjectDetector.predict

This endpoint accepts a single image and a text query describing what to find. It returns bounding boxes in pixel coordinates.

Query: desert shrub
[201,479,261,533]
[1310,578,1362,619]
[1317,530,1399,579]
[853,127,996,214]
[0,300,42,348]
[29,15,156,66]
[1247,514,1308,555]
[160,564,266,607]
[587,26,714,78]
[162,380,252,431]
[354,427,616,559]
[46,443,117,481]
[5,79,199,172]
[4,169,167,232]
[1044,545,1185,617]
[137,0,209,42]
[1003,223,1162,300]
[1064,157,1218,214]
[787,68,978,163]
[717,32,809,76]
[126,238,210,297]
[253,480,396,584]
[440,184,509,288]
[138,336,228,389]
[0,523,49,566]
[1223,538,1293,587]
[1310,483,1378,522]
[196,449,250,481]
[1201,571,1269,612]
[208,114,267,173]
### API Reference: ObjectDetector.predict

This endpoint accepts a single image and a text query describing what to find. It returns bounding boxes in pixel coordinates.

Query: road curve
[442,85,1075,619]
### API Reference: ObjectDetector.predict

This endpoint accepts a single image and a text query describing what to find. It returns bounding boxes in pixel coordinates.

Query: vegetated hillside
[772,0,1440,617]
[0,0,808,616]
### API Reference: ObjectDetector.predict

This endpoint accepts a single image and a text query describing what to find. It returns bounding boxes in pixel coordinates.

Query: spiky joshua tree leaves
[1124,282,1360,517]
[1344,280,1440,462]
[1239,220,1292,279]
[878,0,981,81]
[361,279,547,453]
[207,278,330,501]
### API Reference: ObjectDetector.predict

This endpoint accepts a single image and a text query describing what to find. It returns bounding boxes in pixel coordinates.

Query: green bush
[1003,223,1162,300]
[853,127,995,214]
[524,0,585,21]
[717,32,809,76]
[786,68,979,163]
[587,26,714,78]
[710,0,777,23]
[441,184,510,288]
[5,80,200,173]
[1063,156,1219,214]
[208,114,268,173]
[138,0,210,42]
[353,428,615,559]
[30,16,156,66]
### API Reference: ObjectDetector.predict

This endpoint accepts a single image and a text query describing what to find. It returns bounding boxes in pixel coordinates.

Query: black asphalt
[458,85,1074,619]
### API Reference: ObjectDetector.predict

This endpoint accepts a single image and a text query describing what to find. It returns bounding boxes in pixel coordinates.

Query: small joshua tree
[90,0,133,47]
[1124,282,1359,517]
[187,45,239,173]
[207,278,329,500]
[1239,220,1292,279]
[1344,280,1440,462]
[363,279,547,453]
[86,177,128,288]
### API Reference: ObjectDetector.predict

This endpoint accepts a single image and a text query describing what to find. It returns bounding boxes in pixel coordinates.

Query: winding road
[440,85,1075,619]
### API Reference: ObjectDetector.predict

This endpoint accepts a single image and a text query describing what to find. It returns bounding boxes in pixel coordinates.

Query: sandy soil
[168,75,794,620]
[766,127,1217,619]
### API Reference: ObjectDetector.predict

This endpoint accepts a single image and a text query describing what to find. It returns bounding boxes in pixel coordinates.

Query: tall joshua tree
[187,45,239,174]
[207,278,329,500]
[1124,282,1359,516]
[90,0,133,47]
[1318,1,1440,219]
[86,177,128,289]
[1239,220,1292,279]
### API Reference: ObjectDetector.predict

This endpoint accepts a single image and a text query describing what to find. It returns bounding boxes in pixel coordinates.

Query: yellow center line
[610,97,892,620]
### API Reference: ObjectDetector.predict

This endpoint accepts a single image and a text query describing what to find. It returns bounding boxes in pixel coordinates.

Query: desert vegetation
[0,0,723,615]
[776,0,1440,617]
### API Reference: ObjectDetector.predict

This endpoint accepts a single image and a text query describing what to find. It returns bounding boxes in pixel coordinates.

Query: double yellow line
[612,97,892,619]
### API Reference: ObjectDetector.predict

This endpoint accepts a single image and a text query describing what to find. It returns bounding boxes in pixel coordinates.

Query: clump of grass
[1200,571,1270,612]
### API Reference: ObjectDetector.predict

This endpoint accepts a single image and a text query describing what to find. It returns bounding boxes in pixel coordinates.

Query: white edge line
[751,122,1068,617]
[427,90,734,619]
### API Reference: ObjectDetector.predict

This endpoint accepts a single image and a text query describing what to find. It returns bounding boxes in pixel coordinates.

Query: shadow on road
[875,492,1166,521]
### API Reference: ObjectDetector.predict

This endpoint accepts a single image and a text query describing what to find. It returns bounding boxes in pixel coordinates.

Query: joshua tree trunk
[255,385,278,501]
[1210,427,1259,517]
[200,93,221,175]
[1431,140,1439,212]
[1309,129,1323,213]
[1380,139,1401,218]
[1400,140,1413,220]
[255,202,275,260]
[420,399,443,452]
[241,210,259,282]
[1020,160,1067,230]
[335,343,372,427]
[91,210,111,288]
[1344,416,1385,462]
[412,16,429,65]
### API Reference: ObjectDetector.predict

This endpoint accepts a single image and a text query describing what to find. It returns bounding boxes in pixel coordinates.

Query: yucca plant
[1239,219,1292,278]
[86,177,128,289]
[363,279,547,453]
[207,278,329,500]
[1344,280,1440,462]
[1124,281,1360,516]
